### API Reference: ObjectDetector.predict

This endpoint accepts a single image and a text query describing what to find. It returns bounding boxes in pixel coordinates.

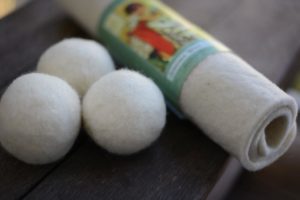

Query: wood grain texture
[227,130,300,200]
[24,116,227,200]
[0,0,299,199]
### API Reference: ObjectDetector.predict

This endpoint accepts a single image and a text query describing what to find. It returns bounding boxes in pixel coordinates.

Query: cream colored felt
[181,53,297,170]
[83,69,166,155]
[0,73,81,164]
[37,38,115,97]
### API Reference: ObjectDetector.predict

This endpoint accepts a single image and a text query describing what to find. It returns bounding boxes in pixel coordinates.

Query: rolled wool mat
[57,0,298,170]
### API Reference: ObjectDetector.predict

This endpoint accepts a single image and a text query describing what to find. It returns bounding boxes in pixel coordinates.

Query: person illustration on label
[125,3,176,63]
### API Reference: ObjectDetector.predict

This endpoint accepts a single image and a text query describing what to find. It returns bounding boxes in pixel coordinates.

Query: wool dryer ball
[0,73,81,164]
[37,38,115,96]
[83,69,166,155]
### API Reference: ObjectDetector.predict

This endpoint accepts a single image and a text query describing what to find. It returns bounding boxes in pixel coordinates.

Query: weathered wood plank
[24,116,227,200]
[228,128,300,199]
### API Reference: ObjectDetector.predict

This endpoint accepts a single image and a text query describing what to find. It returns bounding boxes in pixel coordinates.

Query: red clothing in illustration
[130,20,175,56]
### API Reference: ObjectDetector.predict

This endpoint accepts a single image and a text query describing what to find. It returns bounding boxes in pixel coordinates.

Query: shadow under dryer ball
[83,69,166,155]
[0,73,81,164]
[37,38,115,97]
[57,0,298,170]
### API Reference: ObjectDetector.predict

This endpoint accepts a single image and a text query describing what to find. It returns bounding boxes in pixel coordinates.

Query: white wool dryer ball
[0,73,81,164]
[37,38,115,96]
[83,69,166,155]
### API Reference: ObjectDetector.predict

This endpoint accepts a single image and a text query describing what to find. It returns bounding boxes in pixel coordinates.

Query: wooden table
[0,0,299,199]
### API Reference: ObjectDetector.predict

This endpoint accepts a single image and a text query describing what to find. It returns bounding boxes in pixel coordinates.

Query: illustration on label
[99,0,229,110]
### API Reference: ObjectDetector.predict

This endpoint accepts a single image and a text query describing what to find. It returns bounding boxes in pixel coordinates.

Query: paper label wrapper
[98,0,229,113]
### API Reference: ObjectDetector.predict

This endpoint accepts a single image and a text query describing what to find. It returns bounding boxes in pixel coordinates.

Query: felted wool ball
[0,73,81,164]
[83,69,166,155]
[37,38,115,96]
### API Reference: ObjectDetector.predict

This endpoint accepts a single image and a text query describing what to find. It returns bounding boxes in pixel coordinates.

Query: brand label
[99,0,229,111]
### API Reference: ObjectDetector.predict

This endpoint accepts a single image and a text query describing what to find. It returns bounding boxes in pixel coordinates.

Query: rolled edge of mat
[241,103,297,170]
[180,52,298,171]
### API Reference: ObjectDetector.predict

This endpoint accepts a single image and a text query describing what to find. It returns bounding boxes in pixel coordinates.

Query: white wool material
[57,0,298,170]
[180,53,297,170]
[37,38,115,97]
[83,69,166,155]
[0,73,81,164]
